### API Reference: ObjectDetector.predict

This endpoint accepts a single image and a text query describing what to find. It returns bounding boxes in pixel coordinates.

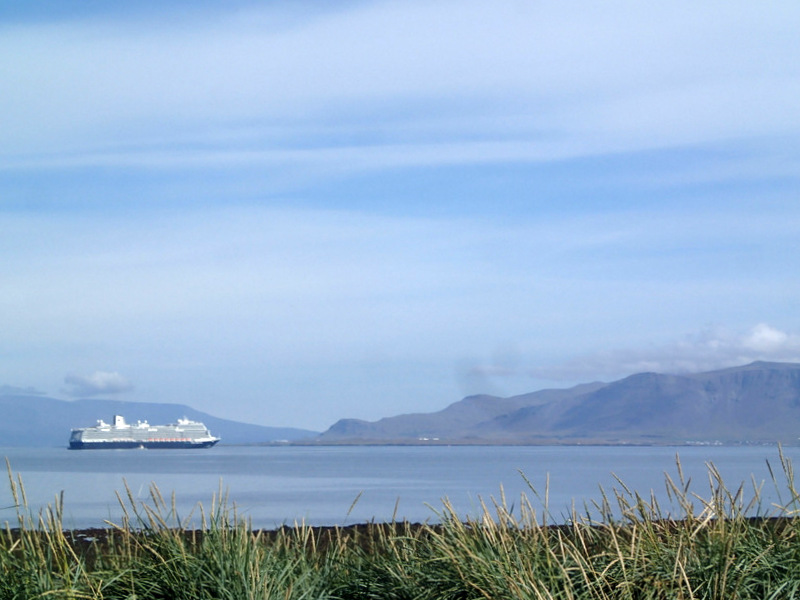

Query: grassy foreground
[3,453,800,600]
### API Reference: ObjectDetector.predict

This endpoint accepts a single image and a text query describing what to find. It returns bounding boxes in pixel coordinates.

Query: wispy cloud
[64,371,134,398]
[2,0,798,170]
[2,204,798,356]
[0,384,46,396]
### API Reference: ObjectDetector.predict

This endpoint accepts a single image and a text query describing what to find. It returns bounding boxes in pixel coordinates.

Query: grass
[3,450,800,599]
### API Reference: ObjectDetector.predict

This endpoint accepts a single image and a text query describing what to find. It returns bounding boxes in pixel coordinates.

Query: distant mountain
[319,362,800,444]
[0,395,318,447]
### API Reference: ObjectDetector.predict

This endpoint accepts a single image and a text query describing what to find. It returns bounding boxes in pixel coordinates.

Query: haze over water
[3,445,797,530]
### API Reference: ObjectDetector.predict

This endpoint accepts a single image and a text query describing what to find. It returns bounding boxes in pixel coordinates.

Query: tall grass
[3,451,800,599]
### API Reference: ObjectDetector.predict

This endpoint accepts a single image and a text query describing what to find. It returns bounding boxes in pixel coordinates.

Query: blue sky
[1,1,799,430]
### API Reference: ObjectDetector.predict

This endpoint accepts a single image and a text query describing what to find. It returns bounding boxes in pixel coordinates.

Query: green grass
[4,451,800,599]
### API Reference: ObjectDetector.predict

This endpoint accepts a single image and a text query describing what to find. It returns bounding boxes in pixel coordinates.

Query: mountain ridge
[319,361,800,444]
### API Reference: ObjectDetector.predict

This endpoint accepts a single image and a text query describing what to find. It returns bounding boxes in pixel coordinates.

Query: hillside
[0,395,318,447]
[319,361,800,444]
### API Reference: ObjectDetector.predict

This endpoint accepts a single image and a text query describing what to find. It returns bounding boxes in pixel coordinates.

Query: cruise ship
[69,415,221,449]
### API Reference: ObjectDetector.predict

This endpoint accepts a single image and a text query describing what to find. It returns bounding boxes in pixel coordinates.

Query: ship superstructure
[69,415,220,449]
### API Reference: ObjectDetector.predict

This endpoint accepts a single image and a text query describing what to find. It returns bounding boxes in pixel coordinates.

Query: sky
[1,0,799,431]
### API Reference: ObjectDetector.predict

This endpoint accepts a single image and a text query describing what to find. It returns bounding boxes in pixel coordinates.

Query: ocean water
[2,445,798,530]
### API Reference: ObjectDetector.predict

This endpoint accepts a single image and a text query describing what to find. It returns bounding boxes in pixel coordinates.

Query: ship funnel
[114,415,127,427]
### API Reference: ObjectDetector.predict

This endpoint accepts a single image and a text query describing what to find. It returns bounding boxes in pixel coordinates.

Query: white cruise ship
[69,415,220,449]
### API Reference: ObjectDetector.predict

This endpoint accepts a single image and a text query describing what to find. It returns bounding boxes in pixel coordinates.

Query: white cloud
[64,371,134,397]
[742,323,790,353]
[525,324,800,383]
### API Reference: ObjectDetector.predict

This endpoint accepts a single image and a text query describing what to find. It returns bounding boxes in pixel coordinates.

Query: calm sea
[2,445,798,530]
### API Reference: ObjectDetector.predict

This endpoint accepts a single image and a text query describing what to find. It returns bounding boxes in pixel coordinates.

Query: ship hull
[69,439,220,450]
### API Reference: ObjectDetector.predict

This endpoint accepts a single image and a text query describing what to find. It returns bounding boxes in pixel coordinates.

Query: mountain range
[318,361,800,444]
[0,395,317,447]
[3,361,799,447]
